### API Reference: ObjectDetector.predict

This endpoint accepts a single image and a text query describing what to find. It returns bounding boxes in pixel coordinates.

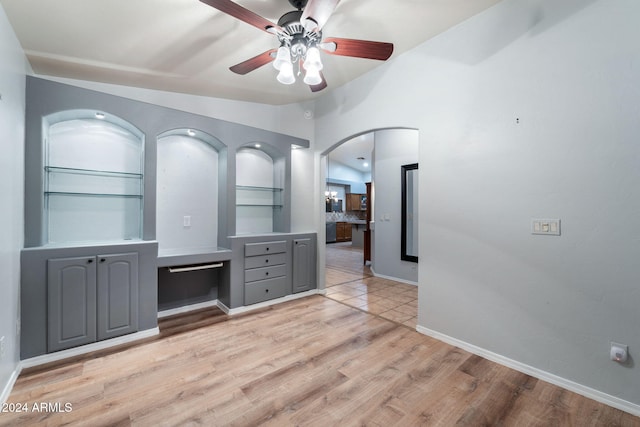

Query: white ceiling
[329,132,374,173]
[1,0,501,105]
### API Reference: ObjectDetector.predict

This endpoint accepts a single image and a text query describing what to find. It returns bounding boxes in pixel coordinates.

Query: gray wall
[313,0,640,409]
[0,5,26,401]
[371,129,419,283]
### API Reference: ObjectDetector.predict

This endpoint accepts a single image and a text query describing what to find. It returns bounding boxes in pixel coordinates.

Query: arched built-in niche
[156,129,225,255]
[235,143,286,235]
[43,110,144,244]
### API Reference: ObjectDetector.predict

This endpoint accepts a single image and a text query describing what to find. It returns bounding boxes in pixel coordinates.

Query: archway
[319,128,420,328]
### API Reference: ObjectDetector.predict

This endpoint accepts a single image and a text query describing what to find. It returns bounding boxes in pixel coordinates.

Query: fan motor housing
[278,10,322,43]
[288,0,308,9]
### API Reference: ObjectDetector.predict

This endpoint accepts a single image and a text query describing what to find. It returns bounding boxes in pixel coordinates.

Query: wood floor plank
[1,295,638,427]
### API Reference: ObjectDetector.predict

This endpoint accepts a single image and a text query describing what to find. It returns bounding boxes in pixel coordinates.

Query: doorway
[322,129,419,329]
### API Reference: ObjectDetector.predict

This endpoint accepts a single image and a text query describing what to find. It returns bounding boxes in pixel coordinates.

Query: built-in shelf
[44,116,144,244]
[45,191,143,198]
[45,166,143,179]
[236,185,283,208]
[236,185,283,192]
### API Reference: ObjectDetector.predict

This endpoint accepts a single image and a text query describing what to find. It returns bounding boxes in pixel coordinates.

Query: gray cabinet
[292,238,316,293]
[244,241,288,305]
[47,252,138,352]
[97,253,139,340]
[47,256,97,352]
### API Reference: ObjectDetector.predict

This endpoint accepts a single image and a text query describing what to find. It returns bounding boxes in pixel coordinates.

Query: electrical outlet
[0,336,5,360]
[183,215,191,228]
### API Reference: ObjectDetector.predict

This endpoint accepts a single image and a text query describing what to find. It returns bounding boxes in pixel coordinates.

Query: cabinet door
[47,256,97,352]
[97,253,139,340]
[292,238,316,293]
[346,194,355,211]
[345,224,352,241]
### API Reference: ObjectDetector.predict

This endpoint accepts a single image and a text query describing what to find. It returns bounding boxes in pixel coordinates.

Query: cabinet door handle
[265,289,269,293]
[265,271,269,276]
[266,247,270,251]
[100,258,106,263]
[87,259,94,264]
[265,259,269,263]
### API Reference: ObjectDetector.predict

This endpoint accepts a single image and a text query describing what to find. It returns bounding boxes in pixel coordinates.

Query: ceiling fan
[200,0,394,92]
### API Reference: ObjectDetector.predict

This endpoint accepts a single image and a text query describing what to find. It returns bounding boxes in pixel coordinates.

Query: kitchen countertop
[326,220,366,225]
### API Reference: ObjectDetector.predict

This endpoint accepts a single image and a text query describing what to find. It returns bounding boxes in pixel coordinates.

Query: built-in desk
[157,247,232,267]
[157,247,232,312]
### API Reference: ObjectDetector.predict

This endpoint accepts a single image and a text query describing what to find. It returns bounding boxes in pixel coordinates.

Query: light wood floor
[3,296,638,426]
[325,242,418,328]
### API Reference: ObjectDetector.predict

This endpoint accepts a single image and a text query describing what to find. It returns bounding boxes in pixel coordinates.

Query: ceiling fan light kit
[200,0,394,92]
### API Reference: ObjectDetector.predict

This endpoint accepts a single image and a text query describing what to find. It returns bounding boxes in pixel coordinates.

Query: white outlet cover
[531,219,561,236]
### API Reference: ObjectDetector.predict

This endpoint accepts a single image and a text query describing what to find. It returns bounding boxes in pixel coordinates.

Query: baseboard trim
[416,325,640,417]
[370,268,418,286]
[217,289,322,316]
[158,300,219,319]
[0,364,21,405]
[19,327,160,371]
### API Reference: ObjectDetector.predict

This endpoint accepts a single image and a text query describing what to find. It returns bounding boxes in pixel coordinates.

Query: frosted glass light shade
[277,62,295,85]
[273,46,291,71]
[303,47,323,71]
[303,67,322,85]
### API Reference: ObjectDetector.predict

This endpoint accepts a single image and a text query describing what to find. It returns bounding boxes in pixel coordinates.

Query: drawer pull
[265,289,269,293]
[87,259,94,264]
[266,247,270,251]
[265,259,269,263]
[265,272,269,276]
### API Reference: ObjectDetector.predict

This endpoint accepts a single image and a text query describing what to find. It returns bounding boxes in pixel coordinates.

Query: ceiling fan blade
[200,0,282,34]
[229,49,277,75]
[301,0,341,31]
[320,37,394,61]
[309,72,328,92]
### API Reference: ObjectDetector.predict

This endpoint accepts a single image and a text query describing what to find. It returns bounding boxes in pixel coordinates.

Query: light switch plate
[532,219,560,236]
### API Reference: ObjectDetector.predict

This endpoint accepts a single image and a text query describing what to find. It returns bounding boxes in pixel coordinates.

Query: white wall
[157,135,219,251]
[0,5,26,402]
[371,129,418,283]
[313,0,640,412]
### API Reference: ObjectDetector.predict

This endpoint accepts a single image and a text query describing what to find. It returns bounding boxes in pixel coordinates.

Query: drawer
[245,241,286,257]
[245,264,287,283]
[245,276,288,305]
[245,253,286,270]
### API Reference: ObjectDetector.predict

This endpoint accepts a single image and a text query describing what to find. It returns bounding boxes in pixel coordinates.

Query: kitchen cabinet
[336,222,352,242]
[47,252,138,352]
[346,193,366,211]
